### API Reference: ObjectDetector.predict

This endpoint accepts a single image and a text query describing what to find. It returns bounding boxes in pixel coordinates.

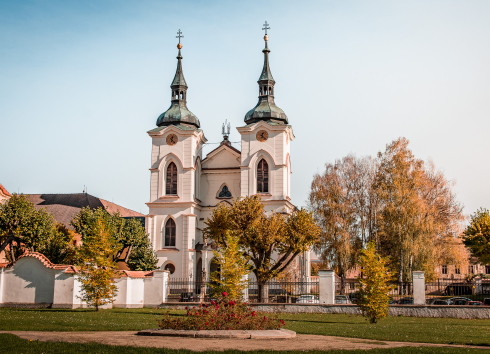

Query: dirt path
[2,331,488,351]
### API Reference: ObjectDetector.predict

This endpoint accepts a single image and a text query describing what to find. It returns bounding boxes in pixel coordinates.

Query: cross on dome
[262,21,270,35]
[176,29,184,43]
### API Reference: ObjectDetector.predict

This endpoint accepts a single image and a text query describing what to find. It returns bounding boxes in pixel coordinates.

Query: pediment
[202,145,241,169]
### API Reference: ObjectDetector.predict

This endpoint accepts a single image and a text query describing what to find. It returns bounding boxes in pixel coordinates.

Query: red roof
[0,183,11,197]
[26,194,144,230]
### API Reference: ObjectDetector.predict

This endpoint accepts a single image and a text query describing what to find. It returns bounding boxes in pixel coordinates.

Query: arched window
[166,162,178,195]
[218,185,232,198]
[257,159,269,193]
[164,218,176,247]
[164,263,176,274]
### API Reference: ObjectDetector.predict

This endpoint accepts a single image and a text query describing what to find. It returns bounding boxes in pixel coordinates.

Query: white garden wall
[0,252,169,309]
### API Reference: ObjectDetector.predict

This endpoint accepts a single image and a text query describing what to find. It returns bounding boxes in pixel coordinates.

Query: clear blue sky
[1,0,489,215]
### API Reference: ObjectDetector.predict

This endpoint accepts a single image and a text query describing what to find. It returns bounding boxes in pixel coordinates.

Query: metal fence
[247,281,319,303]
[334,280,413,304]
[167,278,319,303]
[425,279,490,302]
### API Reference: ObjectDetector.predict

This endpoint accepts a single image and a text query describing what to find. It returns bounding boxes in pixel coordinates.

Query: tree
[462,208,490,265]
[71,207,157,271]
[358,242,394,324]
[76,215,118,311]
[209,231,251,301]
[204,196,320,302]
[0,194,75,263]
[308,155,366,293]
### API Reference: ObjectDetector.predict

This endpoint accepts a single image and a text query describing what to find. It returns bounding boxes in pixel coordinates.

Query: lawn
[0,334,485,354]
[0,308,489,346]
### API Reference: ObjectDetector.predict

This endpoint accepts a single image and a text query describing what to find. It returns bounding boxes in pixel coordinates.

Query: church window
[164,263,176,274]
[164,218,176,247]
[257,159,269,193]
[219,185,232,198]
[166,162,178,195]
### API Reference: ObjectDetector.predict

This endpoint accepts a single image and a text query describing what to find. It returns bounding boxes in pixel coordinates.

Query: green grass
[281,313,490,346]
[0,334,485,354]
[0,308,489,346]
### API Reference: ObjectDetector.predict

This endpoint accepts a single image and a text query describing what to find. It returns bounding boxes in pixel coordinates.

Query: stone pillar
[319,269,335,304]
[413,271,425,305]
[242,274,249,302]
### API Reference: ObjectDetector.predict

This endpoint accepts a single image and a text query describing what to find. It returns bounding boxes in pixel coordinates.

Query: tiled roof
[0,183,11,197]
[0,252,78,273]
[26,194,144,230]
[117,270,154,278]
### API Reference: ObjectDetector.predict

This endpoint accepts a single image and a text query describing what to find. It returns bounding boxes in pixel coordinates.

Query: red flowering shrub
[158,292,285,330]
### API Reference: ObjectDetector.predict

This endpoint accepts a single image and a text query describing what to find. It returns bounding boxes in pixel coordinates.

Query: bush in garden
[158,292,285,330]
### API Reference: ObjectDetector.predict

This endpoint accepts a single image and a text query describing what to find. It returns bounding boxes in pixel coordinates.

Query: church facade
[145,30,310,280]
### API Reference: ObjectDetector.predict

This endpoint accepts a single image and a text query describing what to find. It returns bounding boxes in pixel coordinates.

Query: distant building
[0,183,11,204]
[26,193,144,230]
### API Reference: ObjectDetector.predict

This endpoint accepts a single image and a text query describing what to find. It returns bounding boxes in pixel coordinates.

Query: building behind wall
[145,30,311,281]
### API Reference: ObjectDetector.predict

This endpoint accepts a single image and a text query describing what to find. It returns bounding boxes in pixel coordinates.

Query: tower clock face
[256,130,269,142]
[166,134,178,146]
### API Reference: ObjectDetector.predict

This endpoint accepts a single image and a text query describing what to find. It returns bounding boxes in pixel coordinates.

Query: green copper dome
[157,48,200,128]
[244,40,288,125]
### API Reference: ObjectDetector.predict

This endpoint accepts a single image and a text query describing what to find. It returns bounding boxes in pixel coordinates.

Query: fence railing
[168,277,490,304]
[167,278,319,303]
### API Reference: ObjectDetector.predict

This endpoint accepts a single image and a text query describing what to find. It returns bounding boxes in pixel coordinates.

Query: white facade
[145,36,311,281]
[146,121,299,280]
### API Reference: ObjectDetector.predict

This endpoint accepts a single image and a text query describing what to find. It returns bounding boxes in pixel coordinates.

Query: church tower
[146,30,206,279]
[237,22,295,214]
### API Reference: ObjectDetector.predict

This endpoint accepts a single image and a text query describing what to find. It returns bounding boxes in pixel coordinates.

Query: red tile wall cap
[2,251,78,273]
[116,270,154,278]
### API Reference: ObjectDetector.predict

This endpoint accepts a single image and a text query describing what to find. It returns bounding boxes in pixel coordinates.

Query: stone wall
[159,303,490,319]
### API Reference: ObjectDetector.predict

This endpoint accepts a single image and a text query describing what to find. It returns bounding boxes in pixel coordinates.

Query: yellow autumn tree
[76,216,118,311]
[358,242,394,324]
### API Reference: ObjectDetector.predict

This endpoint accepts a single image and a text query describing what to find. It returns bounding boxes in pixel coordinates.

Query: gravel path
[2,331,489,351]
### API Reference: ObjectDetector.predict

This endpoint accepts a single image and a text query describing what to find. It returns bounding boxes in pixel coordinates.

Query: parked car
[432,299,449,305]
[452,299,468,305]
[467,301,486,306]
[484,298,490,306]
[335,295,351,304]
[296,295,319,304]
[180,292,198,302]
[397,298,414,305]
[349,292,361,304]
[447,297,472,305]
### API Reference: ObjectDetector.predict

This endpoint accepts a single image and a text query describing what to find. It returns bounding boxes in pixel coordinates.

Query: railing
[167,277,213,302]
[247,281,319,303]
[334,280,413,304]
[425,279,490,302]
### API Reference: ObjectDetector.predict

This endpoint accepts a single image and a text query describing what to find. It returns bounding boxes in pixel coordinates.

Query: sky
[1,0,489,216]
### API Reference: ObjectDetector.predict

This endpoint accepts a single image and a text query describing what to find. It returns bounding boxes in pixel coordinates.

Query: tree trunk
[398,249,404,295]
[340,273,346,295]
[258,282,269,303]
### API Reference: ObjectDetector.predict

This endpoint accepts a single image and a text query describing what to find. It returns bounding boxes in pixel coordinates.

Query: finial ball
[177,43,182,49]
[264,34,269,42]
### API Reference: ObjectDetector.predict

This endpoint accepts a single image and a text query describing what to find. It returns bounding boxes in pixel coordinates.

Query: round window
[164,263,176,274]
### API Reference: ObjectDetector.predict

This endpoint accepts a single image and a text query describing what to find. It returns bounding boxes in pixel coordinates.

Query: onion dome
[156,35,200,128]
[244,29,288,125]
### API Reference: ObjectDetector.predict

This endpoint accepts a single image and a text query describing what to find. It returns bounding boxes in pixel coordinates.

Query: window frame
[164,218,176,247]
[166,162,178,195]
[257,158,269,193]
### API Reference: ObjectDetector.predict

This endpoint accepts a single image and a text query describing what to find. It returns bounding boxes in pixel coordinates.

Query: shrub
[158,292,285,330]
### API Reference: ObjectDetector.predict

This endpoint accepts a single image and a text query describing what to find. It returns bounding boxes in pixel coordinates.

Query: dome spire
[156,29,200,128]
[244,22,288,125]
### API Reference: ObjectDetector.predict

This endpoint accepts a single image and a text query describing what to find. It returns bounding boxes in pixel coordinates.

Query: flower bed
[158,292,285,331]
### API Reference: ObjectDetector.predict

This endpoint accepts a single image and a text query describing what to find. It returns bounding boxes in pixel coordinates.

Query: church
[144,26,310,281]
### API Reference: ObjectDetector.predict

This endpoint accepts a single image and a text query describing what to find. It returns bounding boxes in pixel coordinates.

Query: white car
[296,295,319,304]
[335,295,352,304]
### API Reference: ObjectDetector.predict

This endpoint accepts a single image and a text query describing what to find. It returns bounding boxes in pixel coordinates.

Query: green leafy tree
[358,242,394,324]
[462,208,490,265]
[76,216,118,311]
[0,194,75,263]
[210,231,251,301]
[204,196,321,302]
[71,208,157,271]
